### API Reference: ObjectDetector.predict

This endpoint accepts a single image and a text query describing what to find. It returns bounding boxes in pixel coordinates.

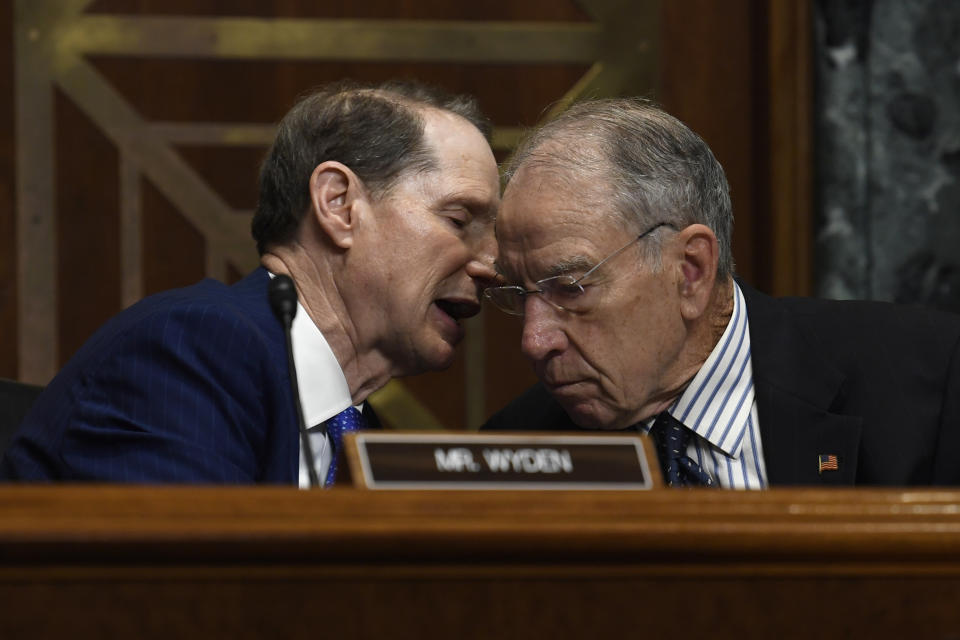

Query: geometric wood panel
[12,0,661,429]
[55,88,122,362]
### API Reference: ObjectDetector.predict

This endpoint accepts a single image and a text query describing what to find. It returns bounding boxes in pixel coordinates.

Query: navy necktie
[324,406,366,487]
[650,412,714,487]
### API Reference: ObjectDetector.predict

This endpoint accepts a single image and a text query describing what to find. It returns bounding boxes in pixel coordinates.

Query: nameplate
[344,432,661,490]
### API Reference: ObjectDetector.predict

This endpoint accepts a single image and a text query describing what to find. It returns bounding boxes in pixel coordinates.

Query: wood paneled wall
[0,0,811,429]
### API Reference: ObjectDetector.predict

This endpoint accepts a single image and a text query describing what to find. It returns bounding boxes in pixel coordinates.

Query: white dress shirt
[288,298,358,488]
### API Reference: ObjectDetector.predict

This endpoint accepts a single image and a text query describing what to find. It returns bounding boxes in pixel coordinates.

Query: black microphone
[268,274,320,488]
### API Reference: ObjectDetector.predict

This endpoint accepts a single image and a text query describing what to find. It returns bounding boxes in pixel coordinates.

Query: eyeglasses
[484,222,677,316]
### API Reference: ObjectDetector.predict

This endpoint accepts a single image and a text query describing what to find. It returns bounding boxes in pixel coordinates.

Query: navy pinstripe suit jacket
[1,268,304,483]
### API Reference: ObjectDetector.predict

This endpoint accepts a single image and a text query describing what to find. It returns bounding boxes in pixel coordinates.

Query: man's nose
[465,232,498,288]
[521,297,567,361]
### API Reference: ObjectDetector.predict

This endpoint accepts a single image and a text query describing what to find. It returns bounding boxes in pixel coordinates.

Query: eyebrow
[493,255,595,284]
[543,256,594,279]
[441,193,497,219]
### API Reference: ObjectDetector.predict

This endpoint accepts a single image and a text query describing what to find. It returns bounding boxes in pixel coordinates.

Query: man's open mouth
[434,299,481,323]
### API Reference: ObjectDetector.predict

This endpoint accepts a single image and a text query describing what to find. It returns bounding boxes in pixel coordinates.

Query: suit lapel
[754,381,861,485]
[740,281,862,486]
[362,401,385,431]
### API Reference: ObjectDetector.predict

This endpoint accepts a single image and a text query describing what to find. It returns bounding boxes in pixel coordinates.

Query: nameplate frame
[344,431,662,490]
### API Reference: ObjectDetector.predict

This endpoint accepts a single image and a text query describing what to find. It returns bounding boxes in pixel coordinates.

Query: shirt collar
[268,272,353,427]
[667,281,755,458]
[290,300,353,427]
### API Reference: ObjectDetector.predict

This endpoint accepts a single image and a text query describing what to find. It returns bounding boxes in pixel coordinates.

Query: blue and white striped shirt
[644,282,768,489]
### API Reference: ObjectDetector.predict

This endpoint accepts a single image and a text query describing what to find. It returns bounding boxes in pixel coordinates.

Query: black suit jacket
[482,282,960,486]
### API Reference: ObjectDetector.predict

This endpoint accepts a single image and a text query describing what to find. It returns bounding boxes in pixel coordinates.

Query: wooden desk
[0,487,958,638]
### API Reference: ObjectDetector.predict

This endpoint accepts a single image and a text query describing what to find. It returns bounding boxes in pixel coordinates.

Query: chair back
[0,378,43,454]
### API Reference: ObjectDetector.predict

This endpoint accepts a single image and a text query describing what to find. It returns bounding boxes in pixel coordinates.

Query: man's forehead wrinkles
[494,247,593,285]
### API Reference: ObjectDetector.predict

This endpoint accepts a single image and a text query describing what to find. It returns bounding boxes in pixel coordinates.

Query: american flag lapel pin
[818,454,839,474]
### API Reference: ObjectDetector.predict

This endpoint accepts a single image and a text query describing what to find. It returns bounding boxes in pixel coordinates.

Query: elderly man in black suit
[483,98,960,488]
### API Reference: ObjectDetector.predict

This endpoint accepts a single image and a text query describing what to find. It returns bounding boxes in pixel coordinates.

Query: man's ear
[307,161,364,250]
[674,223,719,320]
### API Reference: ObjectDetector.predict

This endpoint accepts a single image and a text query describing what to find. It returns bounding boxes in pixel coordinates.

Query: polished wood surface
[0,487,958,637]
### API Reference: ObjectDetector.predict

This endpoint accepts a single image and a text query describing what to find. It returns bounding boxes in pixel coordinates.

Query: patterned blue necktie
[324,406,366,487]
[650,412,714,487]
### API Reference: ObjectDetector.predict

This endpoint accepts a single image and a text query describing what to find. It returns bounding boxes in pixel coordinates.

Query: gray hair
[503,98,734,278]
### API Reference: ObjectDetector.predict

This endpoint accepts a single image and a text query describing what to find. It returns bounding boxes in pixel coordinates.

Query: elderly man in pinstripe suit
[482,98,960,488]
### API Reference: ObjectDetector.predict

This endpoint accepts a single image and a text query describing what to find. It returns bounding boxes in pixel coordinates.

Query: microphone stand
[268,274,320,488]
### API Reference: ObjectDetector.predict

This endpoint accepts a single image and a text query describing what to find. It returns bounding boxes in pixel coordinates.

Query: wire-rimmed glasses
[484,222,677,316]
